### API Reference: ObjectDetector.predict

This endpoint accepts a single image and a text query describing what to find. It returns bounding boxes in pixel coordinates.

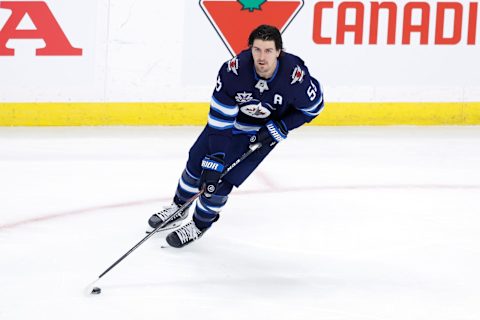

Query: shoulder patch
[290,65,305,84]
[227,57,239,76]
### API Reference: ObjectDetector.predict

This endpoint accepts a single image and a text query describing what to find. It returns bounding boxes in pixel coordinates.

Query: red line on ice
[1,184,479,230]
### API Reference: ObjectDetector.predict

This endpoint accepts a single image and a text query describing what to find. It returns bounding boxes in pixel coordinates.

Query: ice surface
[1,126,479,320]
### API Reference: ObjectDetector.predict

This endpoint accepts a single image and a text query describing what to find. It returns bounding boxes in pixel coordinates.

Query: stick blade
[84,279,101,296]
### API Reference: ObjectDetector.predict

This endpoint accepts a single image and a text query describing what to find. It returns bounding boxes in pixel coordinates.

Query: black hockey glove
[250,120,288,147]
[200,154,225,198]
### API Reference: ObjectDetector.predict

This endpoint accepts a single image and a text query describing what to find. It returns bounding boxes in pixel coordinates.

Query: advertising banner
[1,0,479,124]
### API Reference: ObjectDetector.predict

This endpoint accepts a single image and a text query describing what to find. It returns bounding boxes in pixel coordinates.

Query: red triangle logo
[200,0,304,56]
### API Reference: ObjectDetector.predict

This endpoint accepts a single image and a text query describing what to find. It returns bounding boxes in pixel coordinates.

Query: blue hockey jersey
[206,49,324,155]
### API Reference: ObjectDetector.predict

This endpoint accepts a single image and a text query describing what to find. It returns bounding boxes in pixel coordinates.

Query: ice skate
[165,221,207,248]
[147,202,190,231]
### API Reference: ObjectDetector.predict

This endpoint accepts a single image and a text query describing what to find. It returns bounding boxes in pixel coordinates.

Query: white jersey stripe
[233,121,261,132]
[197,198,223,213]
[302,104,325,117]
[211,97,239,117]
[299,95,323,112]
[208,114,234,129]
[178,177,199,194]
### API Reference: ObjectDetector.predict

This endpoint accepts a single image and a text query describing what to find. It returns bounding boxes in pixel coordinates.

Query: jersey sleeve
[281,69,324,131]
[205,63,239,156]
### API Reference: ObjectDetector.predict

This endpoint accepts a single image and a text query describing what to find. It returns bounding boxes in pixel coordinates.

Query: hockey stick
[86,142,262,294]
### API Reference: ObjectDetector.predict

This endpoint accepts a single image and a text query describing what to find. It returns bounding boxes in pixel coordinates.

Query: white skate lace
[176,222,201,244]
[155,204,180,221]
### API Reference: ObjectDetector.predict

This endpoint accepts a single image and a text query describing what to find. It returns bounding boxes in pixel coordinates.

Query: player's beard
[255,60,275,78]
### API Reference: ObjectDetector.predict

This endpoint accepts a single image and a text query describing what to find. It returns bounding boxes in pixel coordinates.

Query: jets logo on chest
[255,79,269,94]
[239,101,272,119]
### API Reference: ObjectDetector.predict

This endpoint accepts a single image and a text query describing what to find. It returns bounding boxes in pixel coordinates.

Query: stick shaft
[96,142,262,280]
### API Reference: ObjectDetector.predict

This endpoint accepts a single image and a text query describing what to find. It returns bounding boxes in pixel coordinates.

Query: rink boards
[1,102,479,126]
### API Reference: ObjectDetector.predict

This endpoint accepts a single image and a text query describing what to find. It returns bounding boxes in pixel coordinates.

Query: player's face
[251,39,280,79]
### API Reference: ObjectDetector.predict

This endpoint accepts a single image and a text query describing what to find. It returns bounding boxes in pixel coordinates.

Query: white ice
[1,126,479,320]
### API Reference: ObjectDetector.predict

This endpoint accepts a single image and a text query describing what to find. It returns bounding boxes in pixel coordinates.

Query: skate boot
[148,203,190,230]
[166,221,207,248]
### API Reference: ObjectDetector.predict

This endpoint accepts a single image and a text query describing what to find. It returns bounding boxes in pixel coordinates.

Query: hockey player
[148,25,324,248]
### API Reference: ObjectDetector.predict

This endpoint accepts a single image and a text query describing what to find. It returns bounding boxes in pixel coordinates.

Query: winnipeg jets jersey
[207,49,324,154]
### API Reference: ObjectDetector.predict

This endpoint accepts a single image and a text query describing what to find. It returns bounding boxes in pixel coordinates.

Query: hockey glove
[250,120,288,147]
[200,154,225,198]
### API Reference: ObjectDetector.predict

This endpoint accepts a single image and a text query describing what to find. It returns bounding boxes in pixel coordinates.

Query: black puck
[91,287,102,294]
